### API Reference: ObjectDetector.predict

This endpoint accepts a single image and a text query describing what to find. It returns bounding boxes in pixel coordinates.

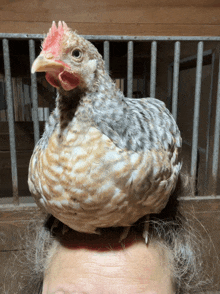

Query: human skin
[42,230,174,294]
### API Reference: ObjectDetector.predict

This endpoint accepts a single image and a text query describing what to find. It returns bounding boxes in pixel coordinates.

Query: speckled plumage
[28,21,182,237]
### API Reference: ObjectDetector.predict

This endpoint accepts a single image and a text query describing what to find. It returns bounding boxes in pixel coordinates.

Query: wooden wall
[0,0,220,36]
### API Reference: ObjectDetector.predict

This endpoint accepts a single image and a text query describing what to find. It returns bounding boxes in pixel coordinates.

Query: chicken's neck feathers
[57,69,123,129]
[39,68,181,155]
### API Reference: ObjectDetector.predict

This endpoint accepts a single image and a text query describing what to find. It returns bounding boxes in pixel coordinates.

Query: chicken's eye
[72,49,82,59]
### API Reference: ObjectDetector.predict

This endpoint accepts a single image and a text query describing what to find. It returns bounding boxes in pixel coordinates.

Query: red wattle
[59,71,80,91]
[45,70,80,91]
[45,72,60,88]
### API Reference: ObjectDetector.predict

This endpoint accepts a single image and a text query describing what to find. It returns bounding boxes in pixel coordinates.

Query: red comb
[42,21,70,57]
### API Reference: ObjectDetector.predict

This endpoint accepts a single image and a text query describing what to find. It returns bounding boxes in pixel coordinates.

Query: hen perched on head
[28,21,182,243]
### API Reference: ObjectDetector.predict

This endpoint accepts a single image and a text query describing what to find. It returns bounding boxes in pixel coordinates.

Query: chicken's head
[32,21,104,91]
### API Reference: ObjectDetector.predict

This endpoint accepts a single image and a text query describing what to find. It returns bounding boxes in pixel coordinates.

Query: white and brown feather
[28,28,182,234]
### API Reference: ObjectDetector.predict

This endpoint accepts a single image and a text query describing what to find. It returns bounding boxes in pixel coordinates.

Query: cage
[0,34,220,205]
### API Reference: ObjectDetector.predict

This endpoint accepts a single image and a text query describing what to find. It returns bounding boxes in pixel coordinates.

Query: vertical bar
[137,78,139,94]
[121,79,124,93]
[191,41,204,195]
[103,41,110,73]
[172,41,181,121]
[2,39,19,204]
[150,41,157,97]
[205,52,215,189]
[167,67,172,112]
[127,41,133,98]
[143,60,147,97]
[212,51,220,195]
[0,80,7,121]
[18,78,25,121]
[29,39,40,145]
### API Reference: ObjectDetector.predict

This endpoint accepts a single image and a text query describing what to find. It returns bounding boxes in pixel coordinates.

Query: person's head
[22,212,212,294]
[42,224,174,294]
[4,175,215,293]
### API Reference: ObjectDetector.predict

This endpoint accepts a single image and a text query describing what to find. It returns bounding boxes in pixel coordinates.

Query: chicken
[28,21,182,243]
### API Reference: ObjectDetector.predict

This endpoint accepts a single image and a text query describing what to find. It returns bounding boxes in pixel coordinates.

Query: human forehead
[42,241,174,294]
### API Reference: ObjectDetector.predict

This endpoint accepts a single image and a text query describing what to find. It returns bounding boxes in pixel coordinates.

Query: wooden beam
[1,21,220,36]
[1,0,220,36]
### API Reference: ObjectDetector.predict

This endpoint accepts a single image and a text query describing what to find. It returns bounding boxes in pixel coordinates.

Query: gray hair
[2,175,218,293]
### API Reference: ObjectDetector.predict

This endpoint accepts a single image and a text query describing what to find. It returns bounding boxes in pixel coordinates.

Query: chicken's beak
[31,55,66,74]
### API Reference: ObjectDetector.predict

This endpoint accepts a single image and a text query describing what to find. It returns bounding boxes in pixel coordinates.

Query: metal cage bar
[127,41,134,98]
[1,33,220,41]
[2,39,19,204]
[172,41,181,121]
[212,50,220,195]
[104,41,110,73]
[191,41,204,195]
[205,52,215,189]
[150,41,157,98]
[29,39,40,144]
